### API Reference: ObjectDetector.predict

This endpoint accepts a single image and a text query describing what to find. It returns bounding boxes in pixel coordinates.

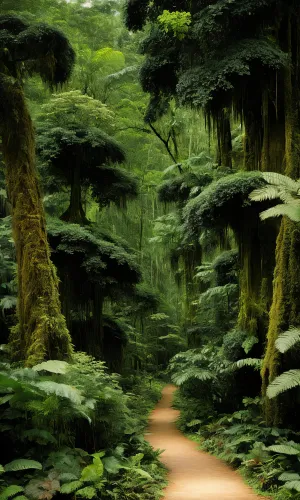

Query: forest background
[2,1,300,500]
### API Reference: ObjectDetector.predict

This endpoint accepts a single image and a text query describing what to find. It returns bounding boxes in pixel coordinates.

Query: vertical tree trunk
[261,12,300,426]
[0,80,72,366]
[216,110,232,168]
[60,162,89,224]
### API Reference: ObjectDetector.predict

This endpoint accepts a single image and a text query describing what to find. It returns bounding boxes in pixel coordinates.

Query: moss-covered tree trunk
[261,11,300,426]
[0,80,72,366]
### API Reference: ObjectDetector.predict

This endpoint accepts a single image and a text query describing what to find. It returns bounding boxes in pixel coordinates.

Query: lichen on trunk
[0,78,72,366]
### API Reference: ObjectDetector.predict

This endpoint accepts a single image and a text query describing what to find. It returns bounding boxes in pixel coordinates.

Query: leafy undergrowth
[0,350,167,500]
[173,390,300,500]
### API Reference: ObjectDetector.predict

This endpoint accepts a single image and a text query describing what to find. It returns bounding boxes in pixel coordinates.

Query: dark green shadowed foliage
[183,171,264,237]
[0,14,75,85]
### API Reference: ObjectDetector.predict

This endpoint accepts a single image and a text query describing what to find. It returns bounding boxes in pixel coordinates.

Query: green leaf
[102,457,122,474]
[58,473,78,483]
[0,465,4,474]
[283,480,300,492]
[32,361,69,374]
[60,481,83,494]
[4,460,42,472]
[279,472,300,481]
[134,469,153,480]
[0,486,24,500]
[22,429,57,445]
[34,381,83,404]
[267,445,300,456]
[76,487,97,499]
[81,458,103,482]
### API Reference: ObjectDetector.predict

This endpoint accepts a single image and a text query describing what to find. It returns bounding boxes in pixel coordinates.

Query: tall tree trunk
[216,109,232,168]
[60,162,89,224]
[0,79,72,366]
[261,12,300,426]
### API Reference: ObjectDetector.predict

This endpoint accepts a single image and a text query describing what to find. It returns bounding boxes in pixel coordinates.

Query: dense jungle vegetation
[3,0,300,498]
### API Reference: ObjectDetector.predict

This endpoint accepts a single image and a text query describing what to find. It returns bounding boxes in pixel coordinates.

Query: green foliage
[250,172,300,222]
[157,10,191,40]
[177,38,288,108]
[275,328,300,354]
[183,171,264,237]
[267,371,300,399]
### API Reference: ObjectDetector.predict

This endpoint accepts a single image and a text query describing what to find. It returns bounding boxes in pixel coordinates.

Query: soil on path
[145,385,265,500]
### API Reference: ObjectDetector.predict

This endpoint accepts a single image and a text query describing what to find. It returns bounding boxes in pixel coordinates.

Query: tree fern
[267,370,300,399]
[275,328,300,353]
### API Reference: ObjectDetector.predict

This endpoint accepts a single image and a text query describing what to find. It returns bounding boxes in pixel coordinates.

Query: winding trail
[145,385,265,500]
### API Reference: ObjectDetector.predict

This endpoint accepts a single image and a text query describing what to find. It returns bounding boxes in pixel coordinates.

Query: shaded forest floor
[145,385,266,500]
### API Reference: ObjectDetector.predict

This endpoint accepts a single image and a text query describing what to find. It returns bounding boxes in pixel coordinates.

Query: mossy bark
[0,79,72,366]
[261,11,300,426]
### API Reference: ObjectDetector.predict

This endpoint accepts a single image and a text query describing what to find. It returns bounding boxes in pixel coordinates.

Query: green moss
[0,78,72,366]
[183,171,264,237]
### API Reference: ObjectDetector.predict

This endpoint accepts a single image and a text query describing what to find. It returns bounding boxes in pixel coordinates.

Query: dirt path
[145,385,265,500]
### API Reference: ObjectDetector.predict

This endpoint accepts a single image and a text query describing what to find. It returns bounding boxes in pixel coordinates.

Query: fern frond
[233,358,262,370]
[262,172,300,191]
[275,328,300,353]
[260,204,300,222]
[171,368,214,385]
[249,185,281,202]
[267,370,300,399]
